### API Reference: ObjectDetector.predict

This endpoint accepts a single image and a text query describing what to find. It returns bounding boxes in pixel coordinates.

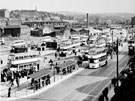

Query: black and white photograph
[0,0,135,101]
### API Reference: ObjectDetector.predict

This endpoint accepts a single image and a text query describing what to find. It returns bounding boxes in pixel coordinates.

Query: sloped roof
[28,69,52,79]
[57,61,76,69]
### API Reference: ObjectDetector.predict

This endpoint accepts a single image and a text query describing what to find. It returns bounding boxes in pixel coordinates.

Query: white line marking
[92,63,128,101]
[72,51,128,101]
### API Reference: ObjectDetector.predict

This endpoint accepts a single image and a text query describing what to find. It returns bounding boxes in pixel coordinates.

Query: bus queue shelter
[28,68,52,80]
[56,61,76,69]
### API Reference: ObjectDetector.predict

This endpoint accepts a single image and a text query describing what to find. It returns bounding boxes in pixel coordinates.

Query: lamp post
[116,37,119,87]
[111,30,113,47]
[111,29,113,59]
[53,64,55,82]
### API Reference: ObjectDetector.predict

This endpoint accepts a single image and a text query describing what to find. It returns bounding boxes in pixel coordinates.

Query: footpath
[107,42,128,101]
[0,49,83,101]
[94,42,128,101]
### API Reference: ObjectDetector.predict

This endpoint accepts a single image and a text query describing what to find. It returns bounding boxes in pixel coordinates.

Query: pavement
[11,42,128,101]
[0,47,80,100]
[0,42,128,101]
[1,66,84,101]
[94,42,128,101]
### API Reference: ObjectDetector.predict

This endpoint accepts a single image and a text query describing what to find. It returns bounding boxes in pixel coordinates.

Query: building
[2,25,30,37]
[0,18,7,26]
[0,9,10,18]
[71,22,87,28]
[8,18,22,26]
[31,26,55,37]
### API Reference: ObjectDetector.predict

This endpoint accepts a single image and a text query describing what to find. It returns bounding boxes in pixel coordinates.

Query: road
[13,43,129,101]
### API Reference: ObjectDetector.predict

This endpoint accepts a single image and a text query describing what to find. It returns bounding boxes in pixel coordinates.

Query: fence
[1,63,87,98]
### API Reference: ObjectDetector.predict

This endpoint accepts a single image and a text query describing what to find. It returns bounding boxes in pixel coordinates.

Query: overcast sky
[0,0,135,13]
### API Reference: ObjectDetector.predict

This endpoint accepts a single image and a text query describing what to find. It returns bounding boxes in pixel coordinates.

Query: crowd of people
[110,56,135,101]
[49,59,76,75]
[31,74,51,91]
[1,68,35,97]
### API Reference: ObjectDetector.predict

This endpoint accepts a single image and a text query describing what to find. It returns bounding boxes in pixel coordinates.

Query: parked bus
[11,40,26,47]
[88,47,108,68]
[8,52,40,71]
[128,38,135,55]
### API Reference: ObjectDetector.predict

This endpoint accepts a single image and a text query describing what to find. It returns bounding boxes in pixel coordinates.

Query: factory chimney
[86,13,89,28]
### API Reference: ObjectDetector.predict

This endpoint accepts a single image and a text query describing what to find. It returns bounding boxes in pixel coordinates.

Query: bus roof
[11,58,40,65]
[89,47,107,54]
[9,51,39,57]
[60,42,80,50]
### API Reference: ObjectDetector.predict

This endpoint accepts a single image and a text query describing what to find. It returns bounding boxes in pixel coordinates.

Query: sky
[0,0,135,13]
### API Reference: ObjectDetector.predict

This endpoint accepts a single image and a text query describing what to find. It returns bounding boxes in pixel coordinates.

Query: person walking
[10,76,14,87]
[103,87,109,101]
[55,53,57,58]
[16,77,20,88]
[8,87,11,97]
[1,59,3,64]
[98,93,104,101]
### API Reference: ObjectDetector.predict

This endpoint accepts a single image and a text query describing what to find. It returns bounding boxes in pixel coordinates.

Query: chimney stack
[86,13,89,28]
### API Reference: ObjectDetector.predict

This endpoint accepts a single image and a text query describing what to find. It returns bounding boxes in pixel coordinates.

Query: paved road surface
[12,44,129,101]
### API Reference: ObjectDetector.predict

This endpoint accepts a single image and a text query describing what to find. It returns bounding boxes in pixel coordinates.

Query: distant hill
[55,11,135,22]
[10,10,74,21]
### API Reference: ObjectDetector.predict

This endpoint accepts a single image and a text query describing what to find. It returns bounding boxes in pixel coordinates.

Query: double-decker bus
[128,38,135,55]
[11,40,26,47]
[88,47,108,68]
[8,52,40,71]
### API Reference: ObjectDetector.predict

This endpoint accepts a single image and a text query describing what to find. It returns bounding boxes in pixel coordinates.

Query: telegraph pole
[112,30,113,47]
[116,37,119,87]
[111,29,113,59]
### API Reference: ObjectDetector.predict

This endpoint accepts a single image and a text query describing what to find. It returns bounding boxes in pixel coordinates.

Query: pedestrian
[98,93,104,101]
[39,51,41,55]
[16,77,20,88]
[1,72,5,82]
[10,76,14,87]
[8,87,11,97]
[1,59,3,64]
[102,87,109,101]
[42,79,44,87]
[111,78,117,87]
[46,75,51,85]
[74,51,77,56]
[35,80,38,90]
[55,53,57,58]
[49,59,53,66]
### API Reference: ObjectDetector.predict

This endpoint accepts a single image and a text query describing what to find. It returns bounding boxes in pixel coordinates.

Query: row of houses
[0,25,90,37]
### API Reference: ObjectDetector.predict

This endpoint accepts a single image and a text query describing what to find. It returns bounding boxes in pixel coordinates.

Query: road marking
[59,75,92,101]
[59,49,127,101]
[71,49,128,101]
[89,57,128,101]
[92,63,128,101]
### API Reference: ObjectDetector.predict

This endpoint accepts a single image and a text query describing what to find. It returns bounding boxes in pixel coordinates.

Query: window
[99,56,106,62]
[89,58,95,63]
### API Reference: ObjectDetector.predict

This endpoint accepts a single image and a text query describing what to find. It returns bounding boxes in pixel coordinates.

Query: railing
[1,63,87,98]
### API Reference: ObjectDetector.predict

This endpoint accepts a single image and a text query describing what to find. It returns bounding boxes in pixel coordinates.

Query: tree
[95,18,99,25]
[131,16,135,27]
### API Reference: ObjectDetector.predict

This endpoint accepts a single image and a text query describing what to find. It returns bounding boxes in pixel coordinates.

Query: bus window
[89,59,95,63]
[99,56,106,62]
